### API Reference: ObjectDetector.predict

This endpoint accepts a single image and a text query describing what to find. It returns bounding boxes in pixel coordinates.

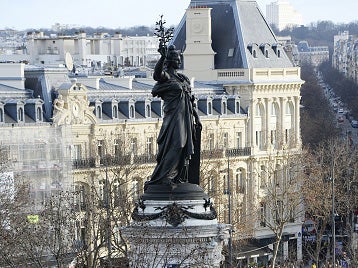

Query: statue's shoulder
[177,73,190,84]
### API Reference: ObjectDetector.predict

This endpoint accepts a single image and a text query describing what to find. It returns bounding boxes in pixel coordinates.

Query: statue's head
[165,45,181,67]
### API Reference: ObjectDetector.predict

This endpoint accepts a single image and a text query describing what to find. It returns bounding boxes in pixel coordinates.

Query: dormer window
[129,105,135,119]
[145,104,151,118]
[260,44,270,58]
[36,107,42,121]
[221,101,227,115]
[208,101,212,115]
[96,106,102,119]
[113,105,118,119]
[18,107,24,122]
[272,44,281,58]
[235,101,240,114]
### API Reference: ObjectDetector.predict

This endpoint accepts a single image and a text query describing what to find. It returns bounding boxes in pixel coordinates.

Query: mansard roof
[172,0,293,69]
[0,83,33,99]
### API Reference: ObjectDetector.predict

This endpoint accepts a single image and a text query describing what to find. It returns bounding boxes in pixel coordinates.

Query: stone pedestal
[122,183,230,267]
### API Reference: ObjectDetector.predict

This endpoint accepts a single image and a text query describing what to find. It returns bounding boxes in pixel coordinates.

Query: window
[208,101,212,115]
[18,107,24,122]
[114,139,121,156]
[145,104,151,118]
[0,108,3,122]
[223,132,228,149]
[285,129,289,144]
[236,168,245,193]
[235,101,240,114]
[236,132,242,149]
[253,50,257,58]
[71,145,81,161]
[277,50,281,58]
[130,138,137,155]
[113,105,118,119]
[265,50,269,58]
[209,133,214,150]
[260,166,266,188]
[36,107,42,121]
[146,137,153,157]
[260,202,266,227]
[96,106,102,119]
[129,105,135,118]
[75,184,86,210]
[221,101,227,115]
[271,102,279,116]
[271,130,277,147]
[256,131,262,148]
[256,103,263,116]
[98,140,104,159]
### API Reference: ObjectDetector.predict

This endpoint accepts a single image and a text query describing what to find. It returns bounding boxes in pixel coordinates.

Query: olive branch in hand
[154,15,174,51]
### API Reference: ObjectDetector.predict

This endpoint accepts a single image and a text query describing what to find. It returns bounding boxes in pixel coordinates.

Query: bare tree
[302,138,358,267]
[257,150,305,267]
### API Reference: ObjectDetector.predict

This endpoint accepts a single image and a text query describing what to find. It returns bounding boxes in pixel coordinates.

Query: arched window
[18,107,24,122]
[265,50,269,58]
[96,106,102,119]
[277,50,281,58]
[129,105,135,118]
[113,106,118,119]
[208,101,212,115]
[145,104,151,118]
[221,101,227,115]
[36,107,42,121]
[271,102,279,116]
[235,168,245,193]
[255,103,263,116]
[286,101,294,115]
[0,108,3,122]
[253,50,257,58]
[235,101,240,114]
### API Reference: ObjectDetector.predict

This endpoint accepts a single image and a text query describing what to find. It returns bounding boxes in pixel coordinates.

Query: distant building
[297,41,329,67]
[25,32,159,69]
[266,0,303,31]
[333,31,358,83]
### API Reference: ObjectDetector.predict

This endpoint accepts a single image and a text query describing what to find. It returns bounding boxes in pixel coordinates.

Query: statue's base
[142,182,209,200]
[122,183,230,267]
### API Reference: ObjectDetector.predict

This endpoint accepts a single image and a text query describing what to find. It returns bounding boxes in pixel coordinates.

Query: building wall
[266,0,303,31]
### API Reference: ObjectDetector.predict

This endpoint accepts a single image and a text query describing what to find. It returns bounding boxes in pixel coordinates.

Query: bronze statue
[146,19,201,187]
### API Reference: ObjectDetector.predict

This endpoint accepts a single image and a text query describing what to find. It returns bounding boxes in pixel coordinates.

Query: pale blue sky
[1,0,357,30]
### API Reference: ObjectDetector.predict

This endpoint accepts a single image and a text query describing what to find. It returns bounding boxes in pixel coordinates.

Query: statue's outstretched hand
[158,44,167,57]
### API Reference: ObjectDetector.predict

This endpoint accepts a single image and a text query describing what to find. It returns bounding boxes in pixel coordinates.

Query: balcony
[201,149,224,159]
[73,158,95,169]
[133,154,156,164]
[226,147,251,157]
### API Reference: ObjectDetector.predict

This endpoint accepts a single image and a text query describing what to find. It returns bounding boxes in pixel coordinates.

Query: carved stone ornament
[52,83,97,126]
[132,200,217,227]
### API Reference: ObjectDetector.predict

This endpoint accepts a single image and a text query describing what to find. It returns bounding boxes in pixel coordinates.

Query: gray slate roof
[172,0,293,69]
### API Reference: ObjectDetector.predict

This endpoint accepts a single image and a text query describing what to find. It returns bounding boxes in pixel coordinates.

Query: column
[294,95,301,146]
